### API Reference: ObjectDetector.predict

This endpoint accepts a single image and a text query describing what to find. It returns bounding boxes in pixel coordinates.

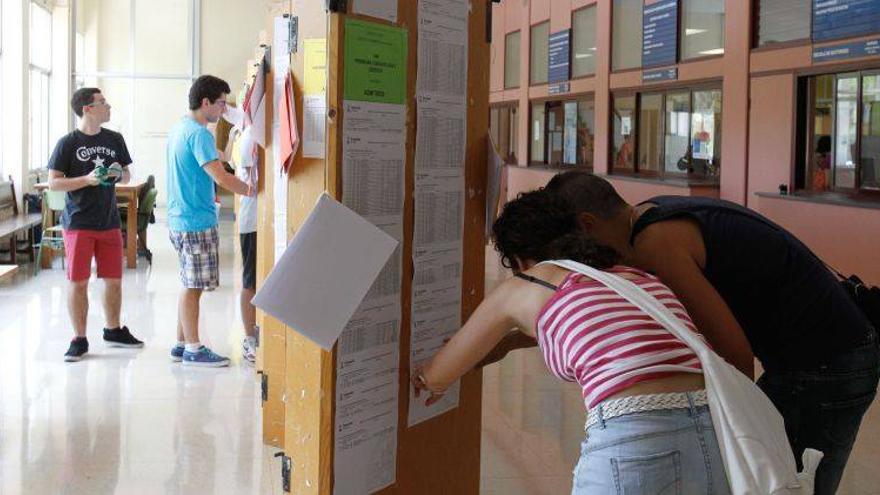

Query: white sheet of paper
[273,16,293,262]
[334,98,407,494]
[407,0,469,427]
[352,0,398,23]
[252,193,398,350]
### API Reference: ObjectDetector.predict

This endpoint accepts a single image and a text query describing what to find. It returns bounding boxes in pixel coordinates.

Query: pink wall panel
[750,46,812,74]
[490,3,504,92]
[505,0,523,30]
[755,197,880,286]
[747,74,795,203]
[550,0,572,33]
[530,0,550,24]
[719,0,752,204]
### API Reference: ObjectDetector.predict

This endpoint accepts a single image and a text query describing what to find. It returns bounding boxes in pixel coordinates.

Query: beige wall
[201,0,273,98]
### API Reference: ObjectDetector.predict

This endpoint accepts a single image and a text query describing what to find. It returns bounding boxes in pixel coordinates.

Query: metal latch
[275,452,292,492]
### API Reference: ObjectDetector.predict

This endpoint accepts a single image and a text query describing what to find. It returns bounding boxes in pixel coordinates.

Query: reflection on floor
[478,246,880,495]
[1,218,877,494]
[0,216,280,494]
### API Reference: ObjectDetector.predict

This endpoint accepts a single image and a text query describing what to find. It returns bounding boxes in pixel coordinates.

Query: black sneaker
[64,337,89,362]
[103,326,145,348]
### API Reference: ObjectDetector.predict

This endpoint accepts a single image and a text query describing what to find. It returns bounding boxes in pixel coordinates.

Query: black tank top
[631,196,870,369]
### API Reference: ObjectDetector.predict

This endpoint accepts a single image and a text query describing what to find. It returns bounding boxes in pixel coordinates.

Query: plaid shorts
[169,227,220,290]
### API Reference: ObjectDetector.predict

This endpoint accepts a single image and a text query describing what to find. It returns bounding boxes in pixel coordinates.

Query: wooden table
[35,180,147,269]
[0,264,17,282]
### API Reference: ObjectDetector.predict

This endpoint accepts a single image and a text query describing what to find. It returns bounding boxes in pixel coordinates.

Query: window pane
[29,70,51,169]
[489,108,501,149]
[530,22,549,85]
[691,90,722,176]
[757,0,811,46]
[572,7,597,77]
[547,103,564,164]
[504,31,520,88]
[834,75,858,189]
[808,75,834,191]
[639,93,663,172]
[612,0,643,71]
[30,3,52,69]
[665,92,691,173]
[509,106,519,163]
[563,102,578,164]
[134,0,192,74]
[861,74,880,190]
[499,107,510,156]
[75,0,132,73]
[681,0,725,59]
[577,100,595,167]
[612,96,636,170]
[531,103,545,163]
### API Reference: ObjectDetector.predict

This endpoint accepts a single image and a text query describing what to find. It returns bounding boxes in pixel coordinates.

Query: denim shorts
[572,396,731,494]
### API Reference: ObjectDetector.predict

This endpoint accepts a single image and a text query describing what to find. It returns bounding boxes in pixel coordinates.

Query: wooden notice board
[259,1,489,493]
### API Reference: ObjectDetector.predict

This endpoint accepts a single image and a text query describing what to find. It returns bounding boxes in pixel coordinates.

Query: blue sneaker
[182,346,230,368]
[170,344,185,362]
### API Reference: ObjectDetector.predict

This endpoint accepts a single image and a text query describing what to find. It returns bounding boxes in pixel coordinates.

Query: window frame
[529,21,550,86]
[503,30,521,90]
[610,83,723,180]
[528,95,596,169]
[571,5,598,79]
[800,69,880,196]
[751,0,813,50]
[679,0,726,62]
[610,0,644,73]
[489,102,519,164]
[28,1,53,171]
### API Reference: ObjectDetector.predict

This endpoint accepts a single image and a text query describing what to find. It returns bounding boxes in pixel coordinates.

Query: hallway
[2,216,879,494]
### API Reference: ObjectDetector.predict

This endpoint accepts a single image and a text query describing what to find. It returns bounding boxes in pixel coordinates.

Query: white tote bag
[544,260,823,495]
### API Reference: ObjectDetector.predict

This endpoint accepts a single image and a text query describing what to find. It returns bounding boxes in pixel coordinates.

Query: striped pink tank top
[535,266,705,409]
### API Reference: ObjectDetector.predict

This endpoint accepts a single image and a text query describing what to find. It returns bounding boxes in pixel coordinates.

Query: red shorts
[62,229,123,282]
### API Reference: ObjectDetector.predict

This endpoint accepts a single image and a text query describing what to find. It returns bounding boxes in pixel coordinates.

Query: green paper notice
[344,18,408,104]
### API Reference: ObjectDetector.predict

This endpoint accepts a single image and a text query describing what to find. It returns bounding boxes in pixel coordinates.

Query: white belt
[586,390,709,430]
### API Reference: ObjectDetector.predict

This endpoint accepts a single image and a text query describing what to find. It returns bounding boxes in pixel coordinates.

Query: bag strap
[539,260,713,357]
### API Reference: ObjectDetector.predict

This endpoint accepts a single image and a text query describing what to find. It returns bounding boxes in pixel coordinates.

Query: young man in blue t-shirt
[166,75,254,367]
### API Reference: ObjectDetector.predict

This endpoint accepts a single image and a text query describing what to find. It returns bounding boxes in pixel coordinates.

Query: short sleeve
[47,136,71,174]
[115,132,133,166]
[192,128,220,167]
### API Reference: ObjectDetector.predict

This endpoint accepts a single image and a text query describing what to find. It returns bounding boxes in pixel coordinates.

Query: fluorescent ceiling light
[575,53,594,59]
[686,28,708,36]
[699,48,725,55]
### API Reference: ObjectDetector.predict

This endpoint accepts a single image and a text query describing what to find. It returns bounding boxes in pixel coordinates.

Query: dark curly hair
[492,188,620,271]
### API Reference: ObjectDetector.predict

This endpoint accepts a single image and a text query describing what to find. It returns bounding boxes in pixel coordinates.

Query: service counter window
[799,70,880,194]
[530,98,595,168]
[612,88,722,179]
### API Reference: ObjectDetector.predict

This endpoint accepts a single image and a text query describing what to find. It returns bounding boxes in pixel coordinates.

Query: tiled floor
[0,216,280,495]
[1,218,878,494]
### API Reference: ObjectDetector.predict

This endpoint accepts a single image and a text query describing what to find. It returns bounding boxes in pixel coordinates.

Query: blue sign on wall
[548,30,571,84]
[813,37,880,62]
[642,0,679,68]
[643,67,678,83]
[813,0,880,43]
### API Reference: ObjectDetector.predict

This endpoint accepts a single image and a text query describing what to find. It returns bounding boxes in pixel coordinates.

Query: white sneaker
[242,336,257,363]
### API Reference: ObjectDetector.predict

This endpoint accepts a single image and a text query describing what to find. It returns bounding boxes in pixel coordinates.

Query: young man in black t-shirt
[48,87,144,361]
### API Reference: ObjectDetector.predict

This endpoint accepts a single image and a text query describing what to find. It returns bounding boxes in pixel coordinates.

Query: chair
[35,190,67,273]
[119,178,157,264]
